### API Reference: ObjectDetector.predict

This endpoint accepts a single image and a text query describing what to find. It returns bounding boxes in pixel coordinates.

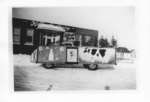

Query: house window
[25,29,34,45]
[81,35,97,46]
[63,32,75,41]
[82,35,93,46]
[13,28,21,44]
[84,35,91,43]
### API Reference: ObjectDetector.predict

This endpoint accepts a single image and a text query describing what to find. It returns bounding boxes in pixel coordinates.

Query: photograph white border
[0,0,150,102]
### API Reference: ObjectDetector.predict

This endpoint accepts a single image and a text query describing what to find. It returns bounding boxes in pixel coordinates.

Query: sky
[13,7,135,49]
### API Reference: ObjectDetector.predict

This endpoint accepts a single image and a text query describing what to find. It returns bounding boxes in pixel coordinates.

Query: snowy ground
[13,54,136,91]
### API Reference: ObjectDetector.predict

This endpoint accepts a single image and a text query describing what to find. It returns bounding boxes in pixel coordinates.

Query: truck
[30,23,117,70]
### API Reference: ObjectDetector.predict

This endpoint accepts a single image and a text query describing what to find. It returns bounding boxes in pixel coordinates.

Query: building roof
[117,47,130,53]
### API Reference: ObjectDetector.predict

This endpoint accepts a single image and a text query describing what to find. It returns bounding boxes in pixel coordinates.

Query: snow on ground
[13,54,136,91]
[13,54,40,66]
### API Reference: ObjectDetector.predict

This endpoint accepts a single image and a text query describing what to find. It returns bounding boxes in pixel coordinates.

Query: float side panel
[78,47,116,64]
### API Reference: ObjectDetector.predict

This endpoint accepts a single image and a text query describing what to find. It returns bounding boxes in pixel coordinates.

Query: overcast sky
[13,7,135,49]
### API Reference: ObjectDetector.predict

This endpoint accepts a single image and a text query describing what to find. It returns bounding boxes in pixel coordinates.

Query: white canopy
[37,23,65,32]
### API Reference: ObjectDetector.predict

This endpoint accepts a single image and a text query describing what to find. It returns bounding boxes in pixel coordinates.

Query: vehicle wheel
[83,64,89,68]
[42,63,54,69]
[87,64,98,70]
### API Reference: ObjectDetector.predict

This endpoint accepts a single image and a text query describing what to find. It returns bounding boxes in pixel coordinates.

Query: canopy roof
[37,23,65,32]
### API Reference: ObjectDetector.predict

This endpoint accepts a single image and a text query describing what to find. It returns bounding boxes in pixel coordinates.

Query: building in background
[12,18,98,54]
[116,47,136,60]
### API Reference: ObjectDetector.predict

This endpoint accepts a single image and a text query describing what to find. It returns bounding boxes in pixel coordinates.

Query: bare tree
[111,36,117,47]
[99,36,110,47]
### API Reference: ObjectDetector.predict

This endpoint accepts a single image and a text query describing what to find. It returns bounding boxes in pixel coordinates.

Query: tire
[87,64,98,70]
[42,63,54,69]
[83,64,89,68]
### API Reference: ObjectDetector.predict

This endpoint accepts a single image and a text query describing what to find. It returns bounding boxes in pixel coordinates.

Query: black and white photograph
[12,7,136,91]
